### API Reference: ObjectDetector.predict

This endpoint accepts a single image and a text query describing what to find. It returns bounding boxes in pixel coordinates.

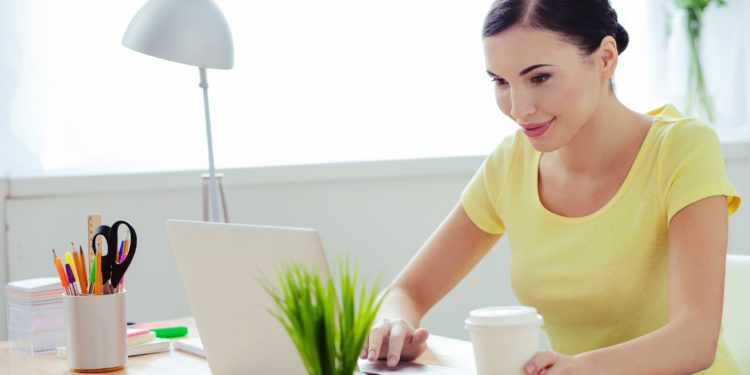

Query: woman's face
[483,26,608,152]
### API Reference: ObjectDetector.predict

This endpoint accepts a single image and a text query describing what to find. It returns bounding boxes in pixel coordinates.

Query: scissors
[92,220,137,291]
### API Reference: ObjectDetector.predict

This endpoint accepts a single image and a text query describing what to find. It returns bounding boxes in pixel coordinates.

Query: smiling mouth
[521,117,555,129]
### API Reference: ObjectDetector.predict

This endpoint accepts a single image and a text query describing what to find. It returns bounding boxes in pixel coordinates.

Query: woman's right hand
[361,318,430,368]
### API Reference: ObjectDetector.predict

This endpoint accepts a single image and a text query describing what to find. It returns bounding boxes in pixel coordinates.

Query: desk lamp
[122,0,233,222]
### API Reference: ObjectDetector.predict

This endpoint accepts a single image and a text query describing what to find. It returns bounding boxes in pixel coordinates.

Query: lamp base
[201,173,229,223]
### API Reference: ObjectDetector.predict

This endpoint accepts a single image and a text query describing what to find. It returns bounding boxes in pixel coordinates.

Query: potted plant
[262,257,385,375]
[670,0,726,123]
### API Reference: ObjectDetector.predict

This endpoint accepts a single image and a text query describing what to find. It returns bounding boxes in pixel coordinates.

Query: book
[56,338,171,358]
[128,338,171,356]
[128,331,156,346]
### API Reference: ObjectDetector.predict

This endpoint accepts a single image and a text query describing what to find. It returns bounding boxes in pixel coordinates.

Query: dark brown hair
[482,0,629,56]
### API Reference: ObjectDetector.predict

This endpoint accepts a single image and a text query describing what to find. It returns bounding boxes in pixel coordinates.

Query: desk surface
[0,317,475,374]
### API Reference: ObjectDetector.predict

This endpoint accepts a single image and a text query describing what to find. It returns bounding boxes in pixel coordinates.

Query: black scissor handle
[109,220,137,287]
[92,225,112,284]
[91,220,137,287]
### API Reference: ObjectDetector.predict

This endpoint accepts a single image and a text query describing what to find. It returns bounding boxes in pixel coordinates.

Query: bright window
[2,0,677,175]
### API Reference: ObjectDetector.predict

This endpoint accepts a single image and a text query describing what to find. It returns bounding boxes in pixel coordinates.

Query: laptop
[167,220,475,375]
[167,220,328,374]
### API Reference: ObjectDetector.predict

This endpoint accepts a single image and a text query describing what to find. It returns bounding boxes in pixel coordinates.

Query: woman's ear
[597,35,618,80]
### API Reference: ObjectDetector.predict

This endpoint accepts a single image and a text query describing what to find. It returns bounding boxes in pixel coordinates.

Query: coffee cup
[465,306,543,375]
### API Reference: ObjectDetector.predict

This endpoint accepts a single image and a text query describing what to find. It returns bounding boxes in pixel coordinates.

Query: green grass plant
[261,257,385,375]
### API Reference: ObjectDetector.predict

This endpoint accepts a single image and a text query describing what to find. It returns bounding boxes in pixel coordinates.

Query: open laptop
[167,220,474,375]
[167,220,326,374]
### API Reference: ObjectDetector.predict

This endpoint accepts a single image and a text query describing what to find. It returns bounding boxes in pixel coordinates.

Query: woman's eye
[492,77,508,86]
[531,74,550,84]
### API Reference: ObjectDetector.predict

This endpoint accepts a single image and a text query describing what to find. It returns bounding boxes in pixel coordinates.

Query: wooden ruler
[87,213,102,262]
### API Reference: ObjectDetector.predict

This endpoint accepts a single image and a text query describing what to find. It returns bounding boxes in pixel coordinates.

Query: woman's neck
[553,95,652,177]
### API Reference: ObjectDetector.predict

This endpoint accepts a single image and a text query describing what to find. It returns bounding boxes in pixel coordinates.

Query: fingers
[525,351,558,375]
[399,328,429,361]
[362,320,430,368]
[387,322,413,367]
[366,319,390,361]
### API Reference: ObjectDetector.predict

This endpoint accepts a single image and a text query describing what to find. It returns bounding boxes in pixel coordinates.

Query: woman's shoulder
[647,104,719,147]
[485,129,534,170]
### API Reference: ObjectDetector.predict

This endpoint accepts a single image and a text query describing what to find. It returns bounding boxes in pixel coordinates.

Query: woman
[362,0,742,374]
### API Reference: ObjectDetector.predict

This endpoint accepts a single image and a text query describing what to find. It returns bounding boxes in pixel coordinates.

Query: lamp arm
[199,67,221,222]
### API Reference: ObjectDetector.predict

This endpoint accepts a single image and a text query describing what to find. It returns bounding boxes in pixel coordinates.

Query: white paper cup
[63,291,127,372]
[465,306,543,375]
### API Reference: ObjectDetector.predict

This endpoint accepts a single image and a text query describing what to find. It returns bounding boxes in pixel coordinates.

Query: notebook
[57,338,170,358]
[173,337,205,358]
[167,220,329,374]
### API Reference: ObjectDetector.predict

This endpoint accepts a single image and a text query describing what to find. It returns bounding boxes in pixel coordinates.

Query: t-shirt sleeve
[660,121,742,223]
[460,134,515,235]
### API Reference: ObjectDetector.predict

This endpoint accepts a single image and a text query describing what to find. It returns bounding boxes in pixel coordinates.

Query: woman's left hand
[524,351,594,375]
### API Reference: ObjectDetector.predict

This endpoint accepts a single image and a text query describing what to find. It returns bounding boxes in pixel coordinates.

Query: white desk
[0,317,475,374]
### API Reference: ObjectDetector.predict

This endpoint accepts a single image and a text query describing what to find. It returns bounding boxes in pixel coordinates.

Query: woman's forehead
[483,26,580,73]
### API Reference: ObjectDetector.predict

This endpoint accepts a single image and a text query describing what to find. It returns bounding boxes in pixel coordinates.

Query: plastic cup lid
[465,306,542,327]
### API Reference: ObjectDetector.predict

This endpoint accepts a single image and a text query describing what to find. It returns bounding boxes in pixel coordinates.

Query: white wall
[0,177,8,340]
[2,157,517,342]
[2,141,749,341]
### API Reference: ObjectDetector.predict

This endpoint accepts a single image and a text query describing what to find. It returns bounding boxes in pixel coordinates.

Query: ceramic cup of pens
[54,220,137,372]
[63,291,127,372]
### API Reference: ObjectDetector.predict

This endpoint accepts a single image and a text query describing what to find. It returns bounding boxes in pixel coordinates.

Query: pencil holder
[63,291,127,372]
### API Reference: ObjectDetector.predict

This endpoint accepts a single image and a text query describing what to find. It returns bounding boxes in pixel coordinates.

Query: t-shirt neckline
[533,114,659,224]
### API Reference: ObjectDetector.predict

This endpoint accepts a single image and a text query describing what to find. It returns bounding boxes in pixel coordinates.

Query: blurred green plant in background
[671,0,726,123]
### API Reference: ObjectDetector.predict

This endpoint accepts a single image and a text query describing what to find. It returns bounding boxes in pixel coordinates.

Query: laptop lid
[167,220,329,375]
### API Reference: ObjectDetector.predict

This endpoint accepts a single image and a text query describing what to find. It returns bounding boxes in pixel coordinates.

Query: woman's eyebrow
[486,64,555,79]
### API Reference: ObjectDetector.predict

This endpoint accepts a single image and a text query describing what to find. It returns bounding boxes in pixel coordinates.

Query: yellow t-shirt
[461,104,742,374]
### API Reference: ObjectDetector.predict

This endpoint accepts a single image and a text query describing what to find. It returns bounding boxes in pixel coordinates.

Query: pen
[65,263,79,296]
[123,238,130,258]
[53,250,71,295]
[65,252,79,284]
[88,256,97,294]
[150,326,189,338]
[72,245,87,295]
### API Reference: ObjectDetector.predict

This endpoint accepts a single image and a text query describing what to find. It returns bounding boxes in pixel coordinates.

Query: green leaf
[261,255,388,375]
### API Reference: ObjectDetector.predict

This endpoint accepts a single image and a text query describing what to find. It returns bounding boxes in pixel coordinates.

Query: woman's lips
[521,117,555,138]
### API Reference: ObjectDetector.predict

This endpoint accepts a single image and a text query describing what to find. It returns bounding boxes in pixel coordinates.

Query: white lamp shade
[122,0,234,69]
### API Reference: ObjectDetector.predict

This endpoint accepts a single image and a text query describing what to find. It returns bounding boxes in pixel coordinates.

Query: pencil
[95,250,102,295]
[72,247,87,295]
[53,250,71,295]
[76,244,89,294]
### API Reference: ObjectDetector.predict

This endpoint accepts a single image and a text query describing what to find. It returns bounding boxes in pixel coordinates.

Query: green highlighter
[150,326,189,338]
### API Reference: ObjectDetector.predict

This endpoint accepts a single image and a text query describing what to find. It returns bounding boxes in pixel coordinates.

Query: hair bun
[614,23,629,55]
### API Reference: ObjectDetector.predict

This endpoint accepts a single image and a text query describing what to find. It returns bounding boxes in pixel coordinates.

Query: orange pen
[95,250,102,295]
[52,250,70,295]
[76,245,89,294]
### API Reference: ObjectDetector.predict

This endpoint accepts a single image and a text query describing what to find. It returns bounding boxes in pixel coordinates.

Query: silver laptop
[167,220,328,375]
[167,220,474,375]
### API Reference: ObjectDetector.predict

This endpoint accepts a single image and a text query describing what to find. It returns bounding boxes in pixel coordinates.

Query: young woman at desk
[362,0,741,374]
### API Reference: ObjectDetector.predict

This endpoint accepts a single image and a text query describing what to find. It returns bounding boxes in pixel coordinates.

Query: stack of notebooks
[57,328,171,358]
[5,278,65,352]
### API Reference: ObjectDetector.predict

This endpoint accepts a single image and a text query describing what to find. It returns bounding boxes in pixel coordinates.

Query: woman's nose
[509,89,535,121]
